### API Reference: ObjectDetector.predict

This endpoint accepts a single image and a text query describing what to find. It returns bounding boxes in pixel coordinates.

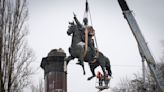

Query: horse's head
[67,21,76,36]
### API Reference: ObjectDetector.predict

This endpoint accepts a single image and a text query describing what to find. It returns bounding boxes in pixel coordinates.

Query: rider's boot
[92,55,96,59]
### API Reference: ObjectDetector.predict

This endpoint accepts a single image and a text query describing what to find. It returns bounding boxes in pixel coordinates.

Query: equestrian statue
[65,14,112,81]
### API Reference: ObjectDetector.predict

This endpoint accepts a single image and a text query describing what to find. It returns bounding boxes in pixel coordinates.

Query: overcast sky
[28,0,164,92]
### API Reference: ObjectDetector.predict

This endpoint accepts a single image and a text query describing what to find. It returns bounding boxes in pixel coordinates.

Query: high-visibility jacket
[96,72,103,79]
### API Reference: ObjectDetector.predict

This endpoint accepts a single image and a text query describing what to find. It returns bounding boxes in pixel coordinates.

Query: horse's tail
[105,56,112,76]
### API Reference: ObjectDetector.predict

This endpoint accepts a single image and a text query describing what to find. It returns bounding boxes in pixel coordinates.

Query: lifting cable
[84,0,99,50]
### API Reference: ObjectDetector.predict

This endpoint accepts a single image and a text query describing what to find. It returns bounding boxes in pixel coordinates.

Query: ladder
[117,0,164,92]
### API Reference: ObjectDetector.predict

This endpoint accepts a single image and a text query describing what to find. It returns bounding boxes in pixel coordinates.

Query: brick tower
[41,48,67,92]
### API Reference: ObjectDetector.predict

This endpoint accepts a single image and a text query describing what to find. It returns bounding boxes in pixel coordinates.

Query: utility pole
[117,0,164,92]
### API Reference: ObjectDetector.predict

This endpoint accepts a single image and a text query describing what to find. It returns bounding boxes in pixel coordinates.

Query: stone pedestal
[41,49,67,92]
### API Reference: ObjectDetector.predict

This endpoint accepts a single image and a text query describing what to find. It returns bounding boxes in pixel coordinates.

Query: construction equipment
[117,0,164,92]
[95,71,110,91]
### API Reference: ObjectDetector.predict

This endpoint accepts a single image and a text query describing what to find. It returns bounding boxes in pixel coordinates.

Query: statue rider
[73,14,97,63]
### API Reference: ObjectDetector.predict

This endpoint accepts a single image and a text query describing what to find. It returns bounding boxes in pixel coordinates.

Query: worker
[96,71,103,86]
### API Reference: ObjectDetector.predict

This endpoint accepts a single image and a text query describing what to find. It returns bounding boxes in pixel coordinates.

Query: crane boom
[117,0,164,91]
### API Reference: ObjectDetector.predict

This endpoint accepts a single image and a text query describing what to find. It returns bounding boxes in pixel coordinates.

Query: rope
[83,0,88,20]
[84,0,99,50]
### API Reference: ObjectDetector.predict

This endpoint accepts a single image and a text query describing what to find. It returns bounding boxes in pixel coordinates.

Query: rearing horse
[65,22,112,80]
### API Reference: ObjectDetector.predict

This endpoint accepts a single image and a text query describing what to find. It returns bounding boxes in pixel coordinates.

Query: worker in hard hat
[96,71,103,86]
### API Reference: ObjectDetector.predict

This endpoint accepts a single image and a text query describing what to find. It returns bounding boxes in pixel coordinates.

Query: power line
[67,62,141,67]
[111,65,141,67]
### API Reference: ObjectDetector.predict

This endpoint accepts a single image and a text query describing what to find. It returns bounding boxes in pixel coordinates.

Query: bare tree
[111,77,132,92]
[112,64,163,92]
[0,0,35,92]
[30,79,44,92]
[161,40,164,61]
[160,41,164,79]
[112,41,164,92]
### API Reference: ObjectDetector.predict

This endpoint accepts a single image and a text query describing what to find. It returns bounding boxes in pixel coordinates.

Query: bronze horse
[65,22,112,80]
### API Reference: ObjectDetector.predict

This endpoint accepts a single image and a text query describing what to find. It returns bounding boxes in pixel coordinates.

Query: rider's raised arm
[73,14,83,28]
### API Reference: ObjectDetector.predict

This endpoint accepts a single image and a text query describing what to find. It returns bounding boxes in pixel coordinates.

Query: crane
[117,0,164,92]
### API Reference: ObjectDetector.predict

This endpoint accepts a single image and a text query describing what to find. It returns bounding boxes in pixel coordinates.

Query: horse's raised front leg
[65,56,74,65]
[82,64,86,75]
[78,58,85,75]
[76,53,86,75]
